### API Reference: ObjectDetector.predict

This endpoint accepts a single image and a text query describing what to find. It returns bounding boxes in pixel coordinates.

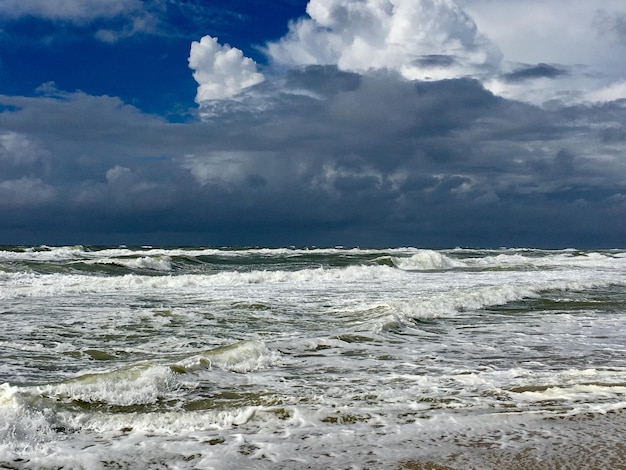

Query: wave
[0,383,64,453]
[389,250,466,270]
[170,340,279,374]
[380,274,626,324]
[0,245,414,262]
[0,265,403,300]
[90,255,173,272]
[0,340,280,453]
[388,283,539,320]
[2,259,625,305]
[460,251,626,271]
[2,246,626,281]
[36,340,278,407]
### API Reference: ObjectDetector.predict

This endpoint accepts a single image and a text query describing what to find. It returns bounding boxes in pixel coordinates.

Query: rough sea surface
[1,246,625,469]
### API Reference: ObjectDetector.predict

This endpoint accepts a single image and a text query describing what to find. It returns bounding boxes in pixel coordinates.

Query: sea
[1,245,625,469]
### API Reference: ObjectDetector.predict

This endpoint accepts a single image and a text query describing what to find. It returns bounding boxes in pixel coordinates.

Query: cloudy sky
[1,0,625,247]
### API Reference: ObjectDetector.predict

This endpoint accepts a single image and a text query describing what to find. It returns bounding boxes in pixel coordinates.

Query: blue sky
[1,0,625,247]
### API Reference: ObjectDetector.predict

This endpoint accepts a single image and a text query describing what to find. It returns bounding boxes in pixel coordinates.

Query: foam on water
[3,259,623,300]
[391,249,466,270]
[0,383,62,454]
[33,340,278,408]
[41,363,178,407]
[0,339,283,464]
[2,247,626,469]
[91,255,173,272]
[172,340,280,374]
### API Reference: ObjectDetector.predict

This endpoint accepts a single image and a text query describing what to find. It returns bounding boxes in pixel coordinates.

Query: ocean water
[1,246,625,469]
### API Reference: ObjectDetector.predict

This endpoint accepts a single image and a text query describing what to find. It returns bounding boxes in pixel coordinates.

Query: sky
[0,0,625,248]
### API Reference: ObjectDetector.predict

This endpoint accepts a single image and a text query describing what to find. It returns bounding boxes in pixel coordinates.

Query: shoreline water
[1,246,625,469]
[397,409,626,470]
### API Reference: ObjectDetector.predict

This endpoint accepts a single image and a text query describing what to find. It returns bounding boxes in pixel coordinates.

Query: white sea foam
[389,282,538,320]
[0,383,61,453]
[172,340,280,374]
[35,341,278,408]
[462,250,626,271]
[0,245,418,263]
[40,364,178,406]
[92,255,173,271]
[392,250,465,270]
[2,247,626,469]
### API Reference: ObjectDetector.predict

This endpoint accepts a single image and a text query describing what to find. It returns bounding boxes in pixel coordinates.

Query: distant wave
[389,250,465,270]
[91,255,173,272]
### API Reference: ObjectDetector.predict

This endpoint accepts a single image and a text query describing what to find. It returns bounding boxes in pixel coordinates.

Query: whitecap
[391,250,465,270]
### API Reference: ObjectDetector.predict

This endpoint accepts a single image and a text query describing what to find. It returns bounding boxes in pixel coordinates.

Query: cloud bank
[2,65,625,246]
[266,0,502,81]
[189,0,625,107]
[0,0,625,247]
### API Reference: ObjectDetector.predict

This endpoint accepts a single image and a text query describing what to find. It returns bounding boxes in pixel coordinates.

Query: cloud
[594,9,626,43]
[1,1,626,246]
[586,80,626,102]
[259,0,622,106]
[503,63,568,83]
[457,0,626,104]
[0,131,49,166]
[188,35,265,103]
[0,0,183,43]
[0,131,51,181]
[0,0,142,22]
[0,177,56,207]
[265,0,502,81]
[5,68,625,246]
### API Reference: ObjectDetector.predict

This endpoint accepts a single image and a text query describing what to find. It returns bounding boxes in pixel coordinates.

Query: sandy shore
[396,409,626,470]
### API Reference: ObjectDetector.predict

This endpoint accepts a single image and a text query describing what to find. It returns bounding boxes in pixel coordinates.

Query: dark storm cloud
[413,55,457,68]
[503,63,568,82]
[1,66,625,247]
[285,65,361,97]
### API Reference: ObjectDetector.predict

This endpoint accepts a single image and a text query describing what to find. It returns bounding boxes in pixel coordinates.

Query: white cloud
[0,131,50,167]
[94,12,158,43]
[586,80,626,103]
[458,0,624,65]
[188,36,265,103]
[0,177,56,207]
[0,0,162,42]
[260,0,625,105]
[106,165,133,184]
[0,0,141,22]
[184,152,251,186]
[458,0,626,104]
[265,0,501,81]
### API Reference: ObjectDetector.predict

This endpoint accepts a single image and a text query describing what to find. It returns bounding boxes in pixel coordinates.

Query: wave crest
[392,250,465,271]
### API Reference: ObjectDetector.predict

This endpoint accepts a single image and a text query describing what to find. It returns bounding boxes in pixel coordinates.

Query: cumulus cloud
[184,0,623,108]
[458,0,626,104]
[189,36,265,103]
[265,0,502,81]
[0,131,49,167]
[1,71,626,246]
[106,165,134,184]
[0,177,56,207]
[1,1,626,245]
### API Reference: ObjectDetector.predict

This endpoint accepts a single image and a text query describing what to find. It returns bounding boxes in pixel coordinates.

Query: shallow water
[1,246,625,469]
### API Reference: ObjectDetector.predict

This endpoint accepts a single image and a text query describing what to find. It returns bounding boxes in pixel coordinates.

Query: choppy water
[1,246,626,469]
